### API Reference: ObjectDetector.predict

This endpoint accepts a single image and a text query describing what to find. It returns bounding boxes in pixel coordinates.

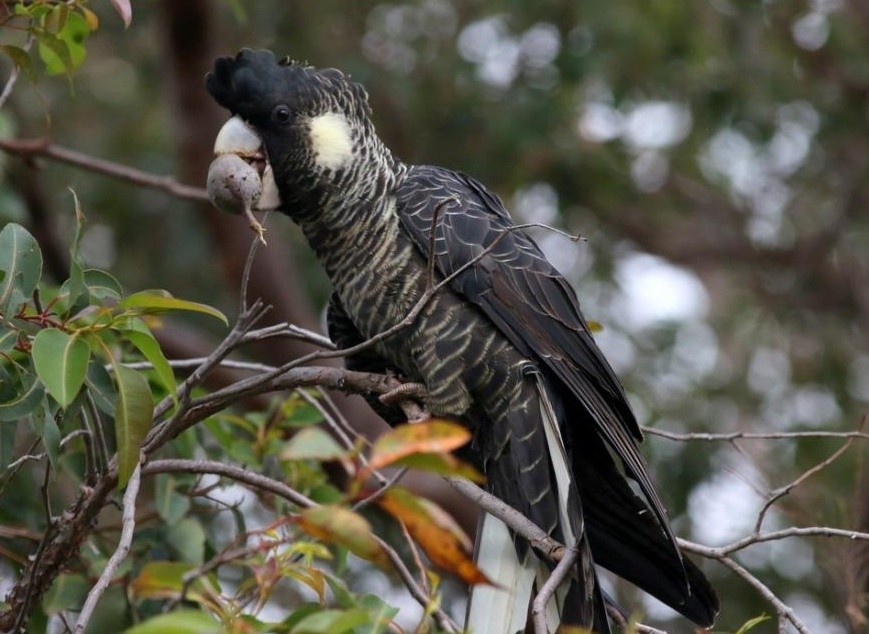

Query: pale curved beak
[209,116,281,211]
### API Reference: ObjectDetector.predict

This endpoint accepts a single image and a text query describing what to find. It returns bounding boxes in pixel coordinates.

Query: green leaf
[155,474,190,525]
[83,269,122,301]
[0,223,42,312]
[0,327,19,352]
[0,418,16,470]
[166,517,206,565]
[113,364,152,487]
[31,328,90,408]
[41,408,61,469]
[289,609,370,634]
[357,594,398,633]
[65,188,87,308]
[43,573,89,614]
[37,11,90,75]
[122,329,177,406]
[0,374,45,421]
[0,45,33,79]
[85,359,116,415]
[120,290,227,326]
[281,426,347,462]
[35,30,72,76]
[122,610,223,634]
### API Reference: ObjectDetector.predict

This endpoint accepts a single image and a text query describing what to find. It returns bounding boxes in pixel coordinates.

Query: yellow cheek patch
[309,111,353,170]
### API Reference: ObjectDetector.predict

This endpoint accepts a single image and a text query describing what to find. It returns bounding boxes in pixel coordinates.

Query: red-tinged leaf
[111,0,132,28]
[377,487,491,586]
[392,451,484,482]
[283,565,326,603]
[368,419,471,471]
[296,506,390,569]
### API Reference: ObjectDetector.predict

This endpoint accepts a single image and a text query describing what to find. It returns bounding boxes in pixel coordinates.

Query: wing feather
[396,164,681,567]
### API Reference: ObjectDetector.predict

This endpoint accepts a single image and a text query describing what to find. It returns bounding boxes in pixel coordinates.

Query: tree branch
[0,137,209,202]
[73,463,142,634]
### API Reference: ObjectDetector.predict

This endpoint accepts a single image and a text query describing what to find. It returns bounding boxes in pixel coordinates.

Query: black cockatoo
[205,48,718,633]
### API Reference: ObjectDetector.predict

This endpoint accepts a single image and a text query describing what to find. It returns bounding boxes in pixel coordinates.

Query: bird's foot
[379,382,427,405]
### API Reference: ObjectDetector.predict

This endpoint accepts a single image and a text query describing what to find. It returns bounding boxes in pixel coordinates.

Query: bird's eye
[272,105,291,125]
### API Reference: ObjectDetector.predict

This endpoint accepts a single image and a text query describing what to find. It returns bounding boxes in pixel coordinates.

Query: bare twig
[644,427,869,442]
[73,463,142,633]
[143,459,315,508]
[240,322,336,349]
[754,437,855,533]
[240,213,269,310]
[531,539,580,634]
[446,477,564,561]
[0,138,209,202]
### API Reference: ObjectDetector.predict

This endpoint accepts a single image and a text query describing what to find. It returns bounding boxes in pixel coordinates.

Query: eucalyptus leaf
[112,364,152,488]
[31,328,90,408]
[0,223,42,313]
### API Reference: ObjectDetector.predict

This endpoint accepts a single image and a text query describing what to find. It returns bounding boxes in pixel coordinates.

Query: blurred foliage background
[1,0,867,632]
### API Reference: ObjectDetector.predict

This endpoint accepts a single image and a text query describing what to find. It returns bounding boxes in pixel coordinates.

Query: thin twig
[531,539,580,634]
[446,477,564,561]
[690,526,869,557]
[143,459,315,508]
[240,322,336,349]
[754,437,854,533]
[240,213,269,310]
[644,427,869,442]
[73,463,142,633]
[141,458,459,631]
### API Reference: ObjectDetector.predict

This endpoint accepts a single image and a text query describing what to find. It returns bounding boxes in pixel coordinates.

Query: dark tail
[575,443,719,626]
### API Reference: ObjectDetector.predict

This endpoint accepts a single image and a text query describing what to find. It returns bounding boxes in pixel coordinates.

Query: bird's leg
[380,382,430,422]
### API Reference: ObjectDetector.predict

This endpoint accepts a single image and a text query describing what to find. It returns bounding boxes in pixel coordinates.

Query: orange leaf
[296,505,391,570]
[368,419,471,471]
[377,487,492,586]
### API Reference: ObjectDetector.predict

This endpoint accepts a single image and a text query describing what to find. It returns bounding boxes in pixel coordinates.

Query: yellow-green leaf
[392,451,484,482]
[113,364,152,487]
[735,614,771,634]
[129,562,210,604]
[120,290,227,326]
[297,505,390,569]
[32,328,90,408]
